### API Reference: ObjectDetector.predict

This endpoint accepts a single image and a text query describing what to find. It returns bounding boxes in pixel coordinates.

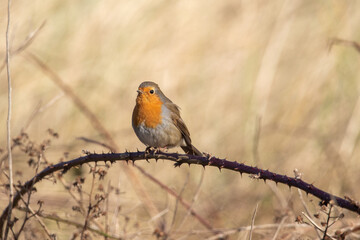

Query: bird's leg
[157,147,169,153]
[145,146,168,154]
[145,146,155,154]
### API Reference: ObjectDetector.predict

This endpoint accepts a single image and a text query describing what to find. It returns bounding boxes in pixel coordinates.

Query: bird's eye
[149,89,154,94]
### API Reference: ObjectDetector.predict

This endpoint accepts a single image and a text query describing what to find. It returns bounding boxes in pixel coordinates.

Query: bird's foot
[145,146,168,154]
[145,146,155,154]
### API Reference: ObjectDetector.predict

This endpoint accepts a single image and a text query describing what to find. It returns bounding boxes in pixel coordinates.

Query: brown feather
[165,102,202,156]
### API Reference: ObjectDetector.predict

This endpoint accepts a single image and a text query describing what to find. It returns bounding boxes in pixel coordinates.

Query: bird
[132,81,203,156]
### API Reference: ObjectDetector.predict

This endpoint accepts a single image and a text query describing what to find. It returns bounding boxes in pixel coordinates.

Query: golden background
[0,1,360,239]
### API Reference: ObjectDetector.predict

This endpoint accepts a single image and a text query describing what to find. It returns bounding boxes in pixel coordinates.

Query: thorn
[263,179,266,183]
[218,167,221,172]
[126,160,129,165]
[146,159,150,163]
[187,163,191,167]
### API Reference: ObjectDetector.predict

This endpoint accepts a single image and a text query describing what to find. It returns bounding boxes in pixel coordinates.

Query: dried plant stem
[177,169,205,230]
[298,188,322,238]
[17,196,54,239]
[329,38,360,53]
[168,171,190,235]
[204,223,309,240]
[1,151,359,235]
[322,205,332,239]
[57,176,86,214]
[105,180,111,239]
[57,175,106,233]
[301,212,335,240]
[80,163,97,239]
[248,203,259,240]
[135,165,213,230]
[271,216,287,240]
[335,224,360,238]
[4,0,13,239]
[0,21,45,74]
[16,207,118,239]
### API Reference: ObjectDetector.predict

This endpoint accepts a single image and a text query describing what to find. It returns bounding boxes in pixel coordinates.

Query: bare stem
[322,205,332,239]
[4,0,13,239]
[248,203,259,240]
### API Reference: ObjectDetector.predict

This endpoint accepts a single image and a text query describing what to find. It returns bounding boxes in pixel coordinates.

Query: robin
[132,81,203,156]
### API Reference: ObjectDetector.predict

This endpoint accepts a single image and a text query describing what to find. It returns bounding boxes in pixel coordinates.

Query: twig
[16,207,119,239]
[105,180,111,240]
[78,137,114,151]
[135,165,213,230]
[57,175,86,214]
[248,203,259,240]
[80,163,97,239]
[4,0,13,239]
[328,38,360,53]
[15,154,43,239]
[168,171,190,235]
[301,212,325,232]
[301,212,336,240]
[271,216,287,240]
[295,169,322,239]
[335,223,360,239]
[0,93,63,169]
[0,21,45,74]
[322,205,333,239]
[57,174,106,233]
[0,151,360,235]
[203,223,310,240]
[177,169,205,230]
[148,209,169,223]
[17,196,55,239]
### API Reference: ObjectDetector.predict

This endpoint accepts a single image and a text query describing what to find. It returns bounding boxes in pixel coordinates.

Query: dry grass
[1,0,360,239]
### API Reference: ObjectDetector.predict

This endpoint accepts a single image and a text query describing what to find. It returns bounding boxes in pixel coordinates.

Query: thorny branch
[0,150,360,236]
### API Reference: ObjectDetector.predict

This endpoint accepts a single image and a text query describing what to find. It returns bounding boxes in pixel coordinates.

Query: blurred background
[1,0,360,239]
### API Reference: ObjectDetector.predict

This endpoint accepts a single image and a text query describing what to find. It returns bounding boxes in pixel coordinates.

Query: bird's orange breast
[133,94,163,128]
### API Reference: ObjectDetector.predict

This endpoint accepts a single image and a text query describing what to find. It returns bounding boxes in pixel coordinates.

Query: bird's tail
[181,144,203,156]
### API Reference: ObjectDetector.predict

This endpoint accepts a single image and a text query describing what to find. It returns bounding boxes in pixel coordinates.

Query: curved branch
[1,151,359,236]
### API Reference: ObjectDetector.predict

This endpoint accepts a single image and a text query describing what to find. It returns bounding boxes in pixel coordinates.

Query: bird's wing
[164,102,192,146]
